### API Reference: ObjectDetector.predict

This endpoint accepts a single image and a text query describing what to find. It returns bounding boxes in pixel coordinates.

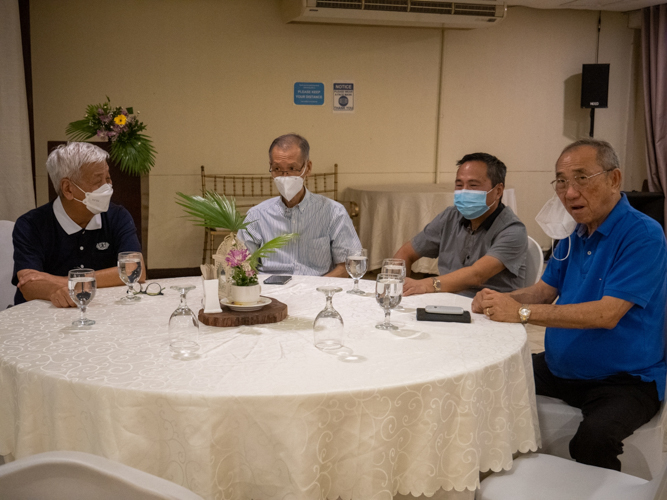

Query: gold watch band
[431,277,441,293]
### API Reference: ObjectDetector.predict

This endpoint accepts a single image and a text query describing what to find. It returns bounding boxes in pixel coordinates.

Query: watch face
[519,307,530,320]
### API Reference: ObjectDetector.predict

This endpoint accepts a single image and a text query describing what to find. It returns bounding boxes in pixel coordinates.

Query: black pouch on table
[416,308,472,323]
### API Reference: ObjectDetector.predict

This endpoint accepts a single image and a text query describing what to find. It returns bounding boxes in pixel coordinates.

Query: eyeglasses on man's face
[550,170,611,193]
[131,282,165,296]
[269,161,306,176]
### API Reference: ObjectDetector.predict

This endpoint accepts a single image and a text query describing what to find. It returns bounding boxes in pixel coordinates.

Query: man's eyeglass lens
[270,163,305,175]
[551,171,607,192]
[132,282,164,296]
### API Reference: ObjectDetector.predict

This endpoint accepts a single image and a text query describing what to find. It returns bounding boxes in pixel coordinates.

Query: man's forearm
[526,297,633,329]
[94,265,146,288]
[325,262,348,278]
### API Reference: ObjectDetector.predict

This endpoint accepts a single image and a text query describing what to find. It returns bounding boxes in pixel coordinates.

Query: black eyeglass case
[416,308,472,323]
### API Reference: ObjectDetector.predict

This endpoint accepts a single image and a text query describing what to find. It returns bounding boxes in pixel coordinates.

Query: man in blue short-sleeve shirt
[473,138,667,472]
[12,142,144,308]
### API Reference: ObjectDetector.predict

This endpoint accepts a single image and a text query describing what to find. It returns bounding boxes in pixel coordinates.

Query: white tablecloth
[345,185,518,275]
[0,276,539,500]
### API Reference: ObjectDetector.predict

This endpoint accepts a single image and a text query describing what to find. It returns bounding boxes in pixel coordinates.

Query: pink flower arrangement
[226,247,258,286]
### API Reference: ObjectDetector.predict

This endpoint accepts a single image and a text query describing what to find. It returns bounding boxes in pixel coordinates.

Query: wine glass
[68,268,97,327]
[168,285,200,359]
[118,251,143,303]
[345,249,368,295]
[382,258,406,310]
[375,273,404,330]
[313,286,344,350]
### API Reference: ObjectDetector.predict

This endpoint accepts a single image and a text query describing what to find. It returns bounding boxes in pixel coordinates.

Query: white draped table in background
[0,275,539,500]
[345,184,518,275]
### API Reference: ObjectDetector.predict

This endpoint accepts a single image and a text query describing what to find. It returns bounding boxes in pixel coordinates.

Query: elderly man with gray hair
[12,142,144,307]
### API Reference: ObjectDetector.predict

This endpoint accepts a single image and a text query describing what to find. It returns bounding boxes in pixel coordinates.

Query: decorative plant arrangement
[66,97,156,175]
[176,191,296,290]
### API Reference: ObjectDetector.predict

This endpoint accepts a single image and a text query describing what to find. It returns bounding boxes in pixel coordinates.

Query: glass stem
[325,295,334,311]
[353,278,360,291]
[180,292,188,309]
[384,309,391,326]
[80,305,86,321]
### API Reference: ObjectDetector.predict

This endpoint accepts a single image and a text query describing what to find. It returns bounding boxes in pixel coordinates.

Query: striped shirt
[238,189,361,275]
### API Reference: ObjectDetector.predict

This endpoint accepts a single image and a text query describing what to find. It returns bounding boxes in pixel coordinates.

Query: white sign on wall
[333,82,354,113]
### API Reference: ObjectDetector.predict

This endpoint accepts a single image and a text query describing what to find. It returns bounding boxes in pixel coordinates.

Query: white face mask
[535,193,577,240]
[535,193,576,261]
[274,169,306,203]
[72,182,113,215]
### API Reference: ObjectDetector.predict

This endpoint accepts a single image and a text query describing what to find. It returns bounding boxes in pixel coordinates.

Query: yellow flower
[114,114,127,126]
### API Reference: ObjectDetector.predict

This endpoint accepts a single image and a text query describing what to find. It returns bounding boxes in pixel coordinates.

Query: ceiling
[504,0,660,12]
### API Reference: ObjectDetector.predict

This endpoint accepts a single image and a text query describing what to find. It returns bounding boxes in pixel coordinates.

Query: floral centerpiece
[66,97,156,175]
[176,191,296,297]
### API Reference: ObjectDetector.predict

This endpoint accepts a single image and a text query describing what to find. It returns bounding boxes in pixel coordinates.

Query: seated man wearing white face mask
[394,152,527,297]
[12,142,144,307]
[474,138,667,472]
[237,134,361,277]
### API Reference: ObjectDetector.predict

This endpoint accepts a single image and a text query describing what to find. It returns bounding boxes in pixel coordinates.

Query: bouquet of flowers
[66,97,156,175]
[225,248,257,286]
[176,191,297,286]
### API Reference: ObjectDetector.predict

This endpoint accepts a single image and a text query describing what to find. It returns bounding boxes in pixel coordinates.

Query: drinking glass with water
[118,251,143,303]
[375,273,404,330]
[345,248,368,295]
[68,268,96,327]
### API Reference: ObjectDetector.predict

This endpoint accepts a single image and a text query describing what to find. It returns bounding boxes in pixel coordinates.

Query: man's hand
[403,277,434,297]
[477,288,521,323]
[17,269,76,308]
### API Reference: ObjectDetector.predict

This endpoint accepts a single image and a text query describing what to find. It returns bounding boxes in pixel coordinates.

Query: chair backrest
[0,450,205,500]
[200,164,338,213]
[524,236,544,287]
[0,220,16,309]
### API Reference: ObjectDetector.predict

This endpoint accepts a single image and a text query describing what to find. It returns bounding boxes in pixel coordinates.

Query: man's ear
[610,169,623,192]
[305,160,313,177]
[61,178,75,201]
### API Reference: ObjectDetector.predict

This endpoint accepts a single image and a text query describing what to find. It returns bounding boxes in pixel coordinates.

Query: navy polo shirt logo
[96,242,110,250]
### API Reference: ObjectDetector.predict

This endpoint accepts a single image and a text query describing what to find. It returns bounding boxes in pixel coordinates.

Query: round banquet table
[0,275,539,500]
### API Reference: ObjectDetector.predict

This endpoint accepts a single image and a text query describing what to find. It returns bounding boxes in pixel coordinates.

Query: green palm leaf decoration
[248,233,298,270]
[175,191,251,233]
[65,98,156,176]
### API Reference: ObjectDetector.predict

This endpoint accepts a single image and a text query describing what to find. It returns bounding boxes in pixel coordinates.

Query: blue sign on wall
[294,82,324,105]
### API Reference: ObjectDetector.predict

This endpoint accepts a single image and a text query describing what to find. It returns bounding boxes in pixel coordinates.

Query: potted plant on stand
[176,191,296,303]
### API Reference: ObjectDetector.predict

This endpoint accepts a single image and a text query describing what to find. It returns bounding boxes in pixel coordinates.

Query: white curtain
[0,0,34,221]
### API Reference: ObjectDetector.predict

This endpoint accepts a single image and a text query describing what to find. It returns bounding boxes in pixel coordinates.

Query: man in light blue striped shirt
[238,134,361,277]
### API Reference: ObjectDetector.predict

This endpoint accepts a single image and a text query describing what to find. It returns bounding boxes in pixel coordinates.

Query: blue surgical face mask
[454,187,496,220]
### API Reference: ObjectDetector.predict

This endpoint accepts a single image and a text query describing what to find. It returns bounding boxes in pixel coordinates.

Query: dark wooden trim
[18,0,36,203]
[147,268,200,280]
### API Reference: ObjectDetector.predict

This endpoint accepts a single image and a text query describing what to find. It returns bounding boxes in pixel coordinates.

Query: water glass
[313,286,344,350]
[345,249,368,295]
[375,273,404,330]
[381,258,406,279]
[118,251,143,303]
[68,268,97,327]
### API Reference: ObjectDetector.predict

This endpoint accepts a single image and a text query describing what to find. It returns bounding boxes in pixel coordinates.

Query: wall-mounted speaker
[581,64,610,109]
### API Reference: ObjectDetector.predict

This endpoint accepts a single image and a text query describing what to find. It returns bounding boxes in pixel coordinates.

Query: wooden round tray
[198,297,288,327]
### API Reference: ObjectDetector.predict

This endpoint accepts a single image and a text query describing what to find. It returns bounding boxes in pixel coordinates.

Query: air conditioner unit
[281,0,507,29]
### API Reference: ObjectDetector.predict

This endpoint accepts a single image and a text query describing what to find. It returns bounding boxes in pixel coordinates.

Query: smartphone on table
[263,275,292,285]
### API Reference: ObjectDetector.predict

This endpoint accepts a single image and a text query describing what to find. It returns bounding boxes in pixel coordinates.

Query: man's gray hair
[268,134,310,163]
[560,138,620,172]
[47,142,109,196]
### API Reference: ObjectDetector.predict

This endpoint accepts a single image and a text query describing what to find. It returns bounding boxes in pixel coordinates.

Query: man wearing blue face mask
[394,152,527,297]
[11,142,144,307]
[237,134,361,276]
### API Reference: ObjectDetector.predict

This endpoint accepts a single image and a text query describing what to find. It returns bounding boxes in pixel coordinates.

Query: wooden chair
[200,164,357,264]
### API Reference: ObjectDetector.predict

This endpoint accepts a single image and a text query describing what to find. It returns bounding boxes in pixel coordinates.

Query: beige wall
[30,0,644,268]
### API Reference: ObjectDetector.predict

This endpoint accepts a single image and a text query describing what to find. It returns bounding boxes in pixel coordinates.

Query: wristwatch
[518,305,531,325]
[431,277,441,293]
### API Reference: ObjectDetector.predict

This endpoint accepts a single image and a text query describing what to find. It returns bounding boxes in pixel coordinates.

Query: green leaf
[248,233,298,270]
[175,191,250,232]
[126,107,134,114]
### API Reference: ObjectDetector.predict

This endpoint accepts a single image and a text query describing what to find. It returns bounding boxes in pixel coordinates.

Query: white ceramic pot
[230,284,261,305]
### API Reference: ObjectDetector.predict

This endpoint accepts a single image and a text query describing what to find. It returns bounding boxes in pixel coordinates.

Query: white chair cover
[523,236,543,286]
[0,450,205,500]
[0,220,16,309]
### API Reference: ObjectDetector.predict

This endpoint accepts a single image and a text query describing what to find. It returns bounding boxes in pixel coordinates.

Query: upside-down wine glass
[345,249,368,295]
[313,286,344,351]
[68,268,96,327]
[375,273,404,330]
[168,285,200,359]
[118,251,143,303]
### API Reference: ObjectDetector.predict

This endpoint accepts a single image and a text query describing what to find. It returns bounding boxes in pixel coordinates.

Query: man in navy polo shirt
[12,142,144,307]
[473,138,667,471]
